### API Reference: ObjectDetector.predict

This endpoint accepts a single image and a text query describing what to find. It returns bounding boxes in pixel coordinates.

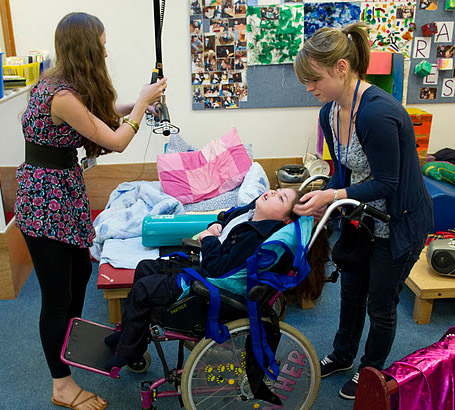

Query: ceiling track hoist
[146,0,180,137]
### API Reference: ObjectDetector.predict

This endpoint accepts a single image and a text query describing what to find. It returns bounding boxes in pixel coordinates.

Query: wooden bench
[97,261,316,323]
[405,247,455,324]
[97,263,134,324]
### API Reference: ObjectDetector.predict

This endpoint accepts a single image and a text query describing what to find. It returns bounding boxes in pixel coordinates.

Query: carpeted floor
[1,259,454,410]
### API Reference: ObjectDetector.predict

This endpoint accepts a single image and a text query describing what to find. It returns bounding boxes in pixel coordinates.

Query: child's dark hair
[288,189,305,222]
[285,224,329,303]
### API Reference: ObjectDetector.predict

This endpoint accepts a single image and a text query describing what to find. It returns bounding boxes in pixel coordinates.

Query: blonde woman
[293,22,432,400]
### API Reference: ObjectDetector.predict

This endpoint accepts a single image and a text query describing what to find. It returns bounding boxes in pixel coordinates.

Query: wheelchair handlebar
[363,204,391,223]
[308,199,390,251]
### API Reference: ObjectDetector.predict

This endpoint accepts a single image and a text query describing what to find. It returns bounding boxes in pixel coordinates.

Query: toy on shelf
[414,60,433,77]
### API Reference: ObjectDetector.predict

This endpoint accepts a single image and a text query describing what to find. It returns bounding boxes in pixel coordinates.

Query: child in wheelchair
[104,188,329,371]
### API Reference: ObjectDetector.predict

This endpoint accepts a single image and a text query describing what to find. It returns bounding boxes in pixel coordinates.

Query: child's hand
[198,229,215,244]
[207,223,222,237]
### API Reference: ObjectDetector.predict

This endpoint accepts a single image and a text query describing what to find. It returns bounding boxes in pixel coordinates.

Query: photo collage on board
[190,0,248,109]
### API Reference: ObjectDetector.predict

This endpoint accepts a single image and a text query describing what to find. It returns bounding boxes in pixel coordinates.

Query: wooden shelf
[0,217,33,299]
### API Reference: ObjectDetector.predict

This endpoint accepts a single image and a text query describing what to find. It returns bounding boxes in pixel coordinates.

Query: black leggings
[23,234,92,379]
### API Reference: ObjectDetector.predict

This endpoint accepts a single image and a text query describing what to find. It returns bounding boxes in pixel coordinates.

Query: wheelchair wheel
[127,351,151,374]
[181,318,320,409]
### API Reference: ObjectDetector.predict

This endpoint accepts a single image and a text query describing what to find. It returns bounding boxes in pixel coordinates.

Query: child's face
[254,189,297,222]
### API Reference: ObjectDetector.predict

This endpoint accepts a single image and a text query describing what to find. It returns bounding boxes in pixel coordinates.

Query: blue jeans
[331,236,425,370]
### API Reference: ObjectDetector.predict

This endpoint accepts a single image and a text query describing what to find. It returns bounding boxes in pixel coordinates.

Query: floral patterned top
[329,102,390,239]
[15,78,95,248]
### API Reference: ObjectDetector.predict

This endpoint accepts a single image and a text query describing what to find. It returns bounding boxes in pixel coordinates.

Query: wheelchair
[61,198,389,410]
[63,272,320,409]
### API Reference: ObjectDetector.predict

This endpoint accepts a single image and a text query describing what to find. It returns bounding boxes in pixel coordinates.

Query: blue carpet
[1,260,454,410]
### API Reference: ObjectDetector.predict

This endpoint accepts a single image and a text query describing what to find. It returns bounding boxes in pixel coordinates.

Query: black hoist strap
[152,0,165,81]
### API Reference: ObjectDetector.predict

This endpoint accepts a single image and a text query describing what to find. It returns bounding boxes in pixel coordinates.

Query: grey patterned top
[329,103,390,238]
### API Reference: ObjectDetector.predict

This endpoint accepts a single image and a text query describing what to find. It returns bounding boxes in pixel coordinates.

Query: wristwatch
[333,190,338,203]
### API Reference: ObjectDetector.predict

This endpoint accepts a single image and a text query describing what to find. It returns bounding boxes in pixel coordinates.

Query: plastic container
[3,62,40,85]
[142,214,218,247]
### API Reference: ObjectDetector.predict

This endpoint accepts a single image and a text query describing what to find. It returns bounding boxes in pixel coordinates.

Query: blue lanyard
[336,79,361,189]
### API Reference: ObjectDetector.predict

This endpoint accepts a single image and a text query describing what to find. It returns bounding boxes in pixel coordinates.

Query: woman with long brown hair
[15,12,166,410]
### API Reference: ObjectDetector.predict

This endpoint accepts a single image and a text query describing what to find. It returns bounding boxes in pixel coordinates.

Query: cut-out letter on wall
[413,37,432,58]
[434,21,454,43]
[441,78,455,97]
[424,64,439,85]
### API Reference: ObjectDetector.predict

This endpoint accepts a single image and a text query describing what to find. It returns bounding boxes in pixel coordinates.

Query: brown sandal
[52,388,107,410]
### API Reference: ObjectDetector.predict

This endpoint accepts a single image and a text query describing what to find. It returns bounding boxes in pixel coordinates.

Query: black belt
[25,141,77,169]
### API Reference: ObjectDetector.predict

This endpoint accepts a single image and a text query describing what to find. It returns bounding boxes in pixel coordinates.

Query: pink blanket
[157,128,252,204]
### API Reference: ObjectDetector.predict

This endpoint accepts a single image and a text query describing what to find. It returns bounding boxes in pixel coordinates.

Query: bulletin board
[190,0,362,110]
[407,0,455,103]
[190,0,446,110]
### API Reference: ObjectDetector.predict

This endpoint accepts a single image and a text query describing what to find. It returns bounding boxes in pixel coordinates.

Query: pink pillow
[157,128,252,204]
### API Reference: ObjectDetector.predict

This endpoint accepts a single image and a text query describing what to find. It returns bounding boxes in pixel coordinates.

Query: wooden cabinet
[0,218,33,299]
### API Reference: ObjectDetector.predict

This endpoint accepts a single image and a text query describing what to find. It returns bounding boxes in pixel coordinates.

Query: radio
[427,239,455,277]
[276,165,310,190]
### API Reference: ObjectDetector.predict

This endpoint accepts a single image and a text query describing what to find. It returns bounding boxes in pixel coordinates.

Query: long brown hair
[281,188,329,302]
[294,22,370,84]
[285,226,329,303]
[45,12,120,158]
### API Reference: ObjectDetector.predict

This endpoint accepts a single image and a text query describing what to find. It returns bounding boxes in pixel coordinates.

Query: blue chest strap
[179,267,231,344]
[246,219,310,380]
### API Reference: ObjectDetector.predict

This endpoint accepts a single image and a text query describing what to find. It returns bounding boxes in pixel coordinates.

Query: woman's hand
[293,189,335,217]
[138,78,167,106]
[313,206,328,222]
[146,102,160,117]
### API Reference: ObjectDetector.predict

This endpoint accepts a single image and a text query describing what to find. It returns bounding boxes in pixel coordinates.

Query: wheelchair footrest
[61,318,121,378]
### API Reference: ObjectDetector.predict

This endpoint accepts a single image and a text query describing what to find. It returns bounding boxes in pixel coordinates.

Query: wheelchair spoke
[181,319,320,409]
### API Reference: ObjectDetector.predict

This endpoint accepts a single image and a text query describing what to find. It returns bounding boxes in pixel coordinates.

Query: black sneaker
[320,355,353,378]
[339,372,359,400]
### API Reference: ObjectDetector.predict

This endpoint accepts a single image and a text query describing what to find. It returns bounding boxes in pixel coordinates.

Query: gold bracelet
[123,117,139,133]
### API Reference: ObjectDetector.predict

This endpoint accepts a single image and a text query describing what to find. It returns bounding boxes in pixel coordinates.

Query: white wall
[2,0,453,167]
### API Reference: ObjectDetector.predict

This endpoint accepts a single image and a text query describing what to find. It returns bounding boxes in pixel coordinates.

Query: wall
[2,0,454,168]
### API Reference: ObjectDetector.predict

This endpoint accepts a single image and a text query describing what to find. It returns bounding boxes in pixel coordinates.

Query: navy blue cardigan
[321,85,433,259]
[199,200,286,277]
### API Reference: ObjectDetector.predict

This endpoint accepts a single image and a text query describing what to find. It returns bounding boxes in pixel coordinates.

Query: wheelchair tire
[127,351,151,374]
[181,318,320,409]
